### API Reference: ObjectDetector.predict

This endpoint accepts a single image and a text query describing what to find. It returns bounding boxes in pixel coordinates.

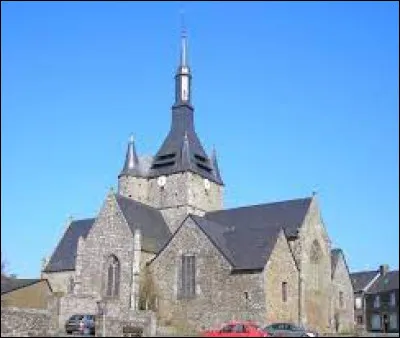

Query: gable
[350,270,380,292]
[331,249,353,288]
[44,218,95,273]
[367,271,399,293]
[114,194,171,253]
[148,215,232,270]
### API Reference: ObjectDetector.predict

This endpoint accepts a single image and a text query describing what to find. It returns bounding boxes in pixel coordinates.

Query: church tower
[147,26,224,231]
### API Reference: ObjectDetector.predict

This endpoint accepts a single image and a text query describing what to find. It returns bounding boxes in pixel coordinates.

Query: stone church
[41,29,354,334]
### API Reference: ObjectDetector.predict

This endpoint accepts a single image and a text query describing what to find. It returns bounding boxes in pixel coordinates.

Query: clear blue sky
[1,1,398,278]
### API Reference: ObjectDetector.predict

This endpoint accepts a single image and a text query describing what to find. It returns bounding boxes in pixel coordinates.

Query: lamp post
[96,300,106,337]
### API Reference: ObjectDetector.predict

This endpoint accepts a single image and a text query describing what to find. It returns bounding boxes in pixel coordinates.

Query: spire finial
[129,134,134,144]
[180,9,188,67]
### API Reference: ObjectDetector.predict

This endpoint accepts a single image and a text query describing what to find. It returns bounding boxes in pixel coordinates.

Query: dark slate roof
[148,104,223,185]
[367,270,399,294]
[191,215,282,271]
[175,197,312,271]
[115,194,171,253]
[350,270,380,292]
[1,278,42,295]
[44,195,172,273]
[119,137,141,177]
[44,218,94,273]
[205,197,312,238]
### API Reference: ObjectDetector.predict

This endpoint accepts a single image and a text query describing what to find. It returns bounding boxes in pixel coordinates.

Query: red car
[201,321,269,337]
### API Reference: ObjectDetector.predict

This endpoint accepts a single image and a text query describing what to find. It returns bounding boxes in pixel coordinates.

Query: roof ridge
[207,196,313,214]
[115,193,160,212]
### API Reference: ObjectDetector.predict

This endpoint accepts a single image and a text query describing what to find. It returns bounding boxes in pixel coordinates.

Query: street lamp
[96,299,107,337]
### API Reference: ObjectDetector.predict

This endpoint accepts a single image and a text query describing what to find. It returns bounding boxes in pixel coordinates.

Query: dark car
[263,323,318,337]
[65,314,95,335]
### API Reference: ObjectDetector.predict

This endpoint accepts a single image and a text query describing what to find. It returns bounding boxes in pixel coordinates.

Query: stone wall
[147,172,223,212]
[264,229,299,324]
[1,307,52,337]
[74,192,134,315]
[95,311,156,337]
[41,270,75,294]
[295,196,333,333]
[331,252,354,333]
[118,176,149,204]
[58,294,98,330]
[149,216,266,330]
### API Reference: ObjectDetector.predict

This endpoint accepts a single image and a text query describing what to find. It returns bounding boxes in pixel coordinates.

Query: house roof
[150,196,312,271]
[350,270,380,292]
[44,195,171,273]
[1,278,46,295]
[44,218,94,273]
[367,270,399,294]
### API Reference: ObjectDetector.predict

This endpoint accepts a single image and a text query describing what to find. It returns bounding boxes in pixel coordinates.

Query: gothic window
[104,255,120,297]
[282,282,288,302]
[179,255,196,299]
[310,239,323,290]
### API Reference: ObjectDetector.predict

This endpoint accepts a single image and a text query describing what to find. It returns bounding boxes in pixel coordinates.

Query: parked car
[201,320,269,337]
[263,323,318,337]
[65,314,95,335]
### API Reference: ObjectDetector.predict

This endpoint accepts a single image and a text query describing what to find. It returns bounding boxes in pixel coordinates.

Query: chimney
[379,264,389,276]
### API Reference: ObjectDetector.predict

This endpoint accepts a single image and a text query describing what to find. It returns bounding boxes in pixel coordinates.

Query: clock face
[204,178,210,190]
[157,176,167,187]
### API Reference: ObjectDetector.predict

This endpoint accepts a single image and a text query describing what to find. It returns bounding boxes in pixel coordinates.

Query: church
[41,29,354,334]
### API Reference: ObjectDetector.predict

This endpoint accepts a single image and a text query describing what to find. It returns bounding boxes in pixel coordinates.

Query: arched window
[310,239,322,290]
[105,255,120,297]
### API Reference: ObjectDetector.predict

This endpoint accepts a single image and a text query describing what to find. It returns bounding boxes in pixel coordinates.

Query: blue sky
[1,1,398,278]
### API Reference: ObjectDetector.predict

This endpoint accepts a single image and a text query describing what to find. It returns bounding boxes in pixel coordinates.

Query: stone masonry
[331,253,355,333]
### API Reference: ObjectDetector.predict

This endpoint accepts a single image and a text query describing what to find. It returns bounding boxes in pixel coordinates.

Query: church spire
[119,135,139,177]
[175,14,192,106]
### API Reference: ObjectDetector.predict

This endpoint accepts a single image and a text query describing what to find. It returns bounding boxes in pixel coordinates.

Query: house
[350,265,399,333]
[1,278,53,309]
[40,27,354,335]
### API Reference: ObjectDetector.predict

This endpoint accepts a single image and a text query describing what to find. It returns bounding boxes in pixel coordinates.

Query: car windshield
[70,315,84,320]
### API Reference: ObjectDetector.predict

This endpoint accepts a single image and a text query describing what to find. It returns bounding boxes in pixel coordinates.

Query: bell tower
[147,24,224,232]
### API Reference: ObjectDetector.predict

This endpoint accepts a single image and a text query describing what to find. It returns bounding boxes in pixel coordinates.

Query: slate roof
[148,104,223,185]
[1,278,43,295]
[350,270,380,292]
[367,270,399,294]
[44,195,171,273]
[149,196,309,272]
[192,215,282,271]
[44,218,94,273]
[114,194,171,253]
[205,197,312,238]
